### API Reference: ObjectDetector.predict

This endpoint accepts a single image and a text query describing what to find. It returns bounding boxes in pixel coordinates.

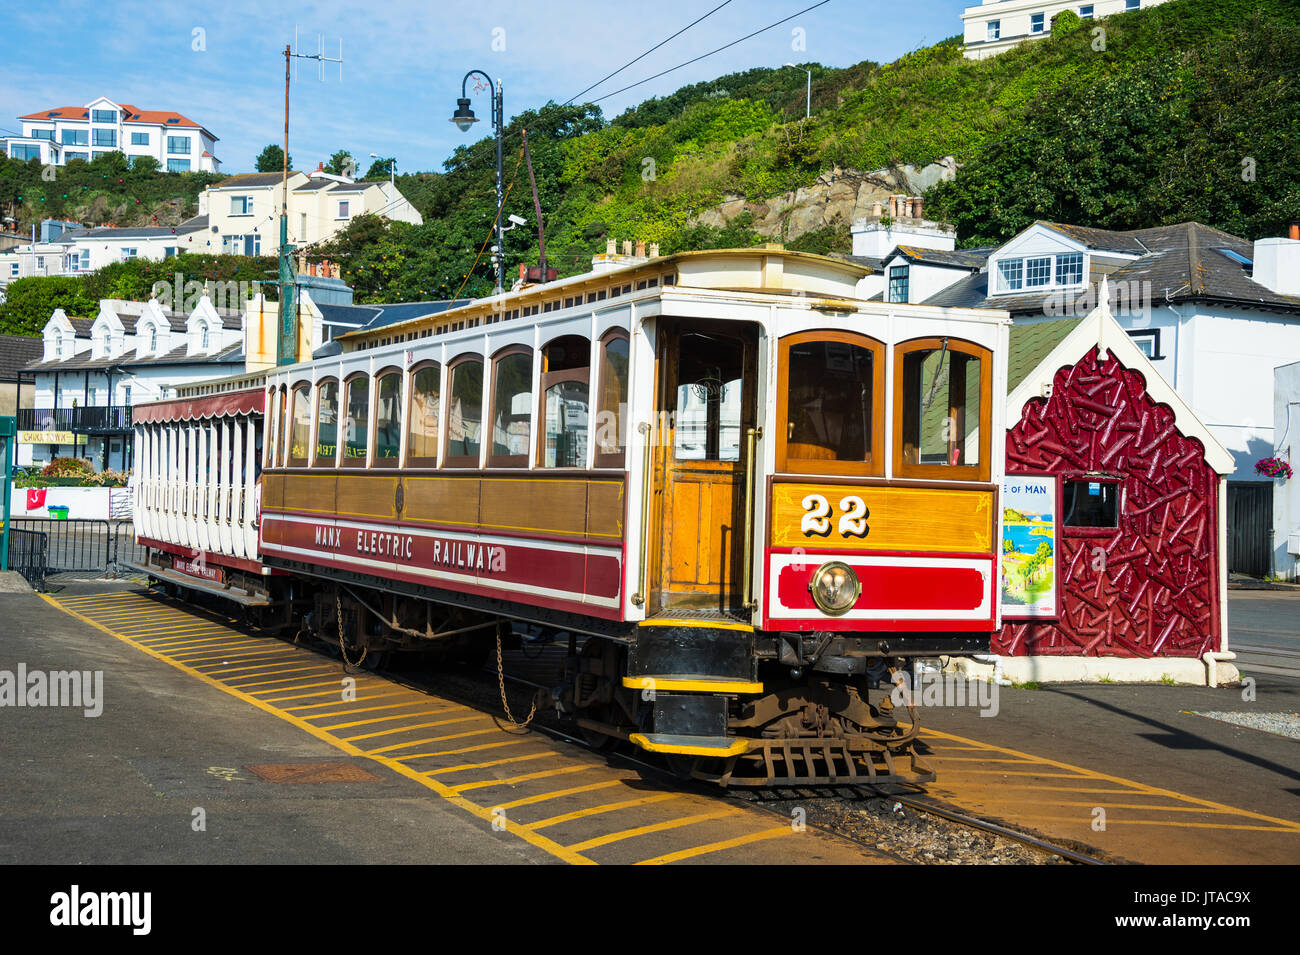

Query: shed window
[1063,480,1120,528]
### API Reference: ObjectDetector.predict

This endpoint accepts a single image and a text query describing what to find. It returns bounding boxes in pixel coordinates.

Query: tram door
[650,319,759,615]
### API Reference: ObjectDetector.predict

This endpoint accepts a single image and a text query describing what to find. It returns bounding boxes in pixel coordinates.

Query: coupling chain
[336,592,367,669]
[494,621,536,733]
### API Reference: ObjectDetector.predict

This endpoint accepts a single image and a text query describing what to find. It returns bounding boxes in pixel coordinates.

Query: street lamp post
[368,152,396,192]
[451,70,505,295]
[784,63,811,120]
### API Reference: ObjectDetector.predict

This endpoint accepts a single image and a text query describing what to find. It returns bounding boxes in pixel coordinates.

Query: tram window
[895,338,990,480]
[287,382,312,467]
[490,348,533,468]
[778,332,883,476]
[313,378,339,467]
[595,332,629,468]
[265,389,278,467]
[342,374,369,466]
[407,362,441,467]
[373,369,402,466]
[445,358,484,467]
[273,387,287,467]
[675,331,743,462]
[540,335,589,468]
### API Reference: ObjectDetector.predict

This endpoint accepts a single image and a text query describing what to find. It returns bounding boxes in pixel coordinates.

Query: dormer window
[994,252,1087,294]
[150,327,158,353]
[200,323,209,351]
[54,335,63,358]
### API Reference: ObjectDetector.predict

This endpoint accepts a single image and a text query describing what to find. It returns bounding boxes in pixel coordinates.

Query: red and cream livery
[140,246,1010,786]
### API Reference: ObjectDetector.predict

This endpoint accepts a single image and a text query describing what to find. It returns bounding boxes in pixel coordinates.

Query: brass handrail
[742,426,763,611]
[631,421,653,607]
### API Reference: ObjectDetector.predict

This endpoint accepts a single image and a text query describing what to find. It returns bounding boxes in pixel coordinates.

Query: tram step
[629,733,752,757]
[620,675,764,694]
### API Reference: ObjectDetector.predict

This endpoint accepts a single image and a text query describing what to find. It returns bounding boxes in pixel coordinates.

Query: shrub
[41,457,93,477]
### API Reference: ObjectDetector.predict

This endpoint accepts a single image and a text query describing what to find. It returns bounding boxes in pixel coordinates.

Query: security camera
[507,214,526,226]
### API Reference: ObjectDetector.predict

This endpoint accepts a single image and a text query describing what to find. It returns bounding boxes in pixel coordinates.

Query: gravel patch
[1191,710,1300,739]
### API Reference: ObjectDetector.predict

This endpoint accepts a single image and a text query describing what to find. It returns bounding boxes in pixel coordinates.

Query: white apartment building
[6,96,220,172]
[961,0,1171,59]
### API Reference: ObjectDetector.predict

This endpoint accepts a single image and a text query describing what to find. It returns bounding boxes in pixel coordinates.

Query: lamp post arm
[460,69,493,99]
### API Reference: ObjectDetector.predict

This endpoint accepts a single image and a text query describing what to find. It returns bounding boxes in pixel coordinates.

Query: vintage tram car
[131,246,1010,786]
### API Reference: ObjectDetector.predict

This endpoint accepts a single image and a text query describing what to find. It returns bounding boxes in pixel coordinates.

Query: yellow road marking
[169,645,289,662]
[141,635,262,651]
[321,709,459,731]
[299,699,437,719]
[252,679,367,698]
[226,666,339,687]
[493,780,630,811]
[636,825,791,865]
[430,751,556,774]
[281,690,414,711]
[42,594,597,866]
[526,793,682,831]
[450,764,591,793]
[342,712,479,744]
[920,726,1300,833]
[567,809,740,852]
[202,659,320,676]
[394,739,521,760]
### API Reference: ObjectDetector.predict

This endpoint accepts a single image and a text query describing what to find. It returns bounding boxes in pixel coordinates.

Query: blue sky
[2,0,971,175]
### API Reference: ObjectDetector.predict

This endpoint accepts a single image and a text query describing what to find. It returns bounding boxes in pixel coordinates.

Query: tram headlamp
[809,561,860,616]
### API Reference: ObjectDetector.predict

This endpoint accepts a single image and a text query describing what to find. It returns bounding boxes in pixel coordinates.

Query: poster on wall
[1001,474,1059,619]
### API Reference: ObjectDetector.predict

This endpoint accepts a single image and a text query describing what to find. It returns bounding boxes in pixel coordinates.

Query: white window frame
[1030,12,1045,33]
[230,195,254,216]
[987,19,1000,40]
[1079,4,1094,17]
[336,200,350,219]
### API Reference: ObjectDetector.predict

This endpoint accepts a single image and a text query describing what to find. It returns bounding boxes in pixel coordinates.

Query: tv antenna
[276,30,344,366]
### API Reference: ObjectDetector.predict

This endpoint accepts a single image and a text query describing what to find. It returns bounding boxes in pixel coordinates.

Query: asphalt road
[1228,592,1300,678]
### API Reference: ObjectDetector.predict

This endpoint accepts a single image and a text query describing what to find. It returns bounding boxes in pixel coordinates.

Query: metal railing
[6,528,48,591]
[17,406,133,433]
[7,519,144,589]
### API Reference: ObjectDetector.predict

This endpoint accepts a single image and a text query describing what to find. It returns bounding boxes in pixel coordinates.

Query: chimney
[331,262,341,280]
[913,196,923,220]
[1252,235,1300,296]
[622,240,632,256]
[1290,222,1299,241]
[297,251,307,273]
[519,263,528,281]
[606,238,616,256]
[648,242,660,257]
[635,240,646,257]
[871,201,882,218]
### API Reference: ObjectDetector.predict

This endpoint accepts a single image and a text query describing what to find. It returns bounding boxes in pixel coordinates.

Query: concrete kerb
[948,653,1241,688]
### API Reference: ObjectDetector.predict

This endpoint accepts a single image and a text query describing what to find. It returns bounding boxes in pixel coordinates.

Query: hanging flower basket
[1254,456,1293,480]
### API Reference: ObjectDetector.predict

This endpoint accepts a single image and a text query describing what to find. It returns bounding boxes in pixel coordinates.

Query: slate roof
[0,334,44,382]
[922,222,1300,316]
[325,299,474,335]
[23,341,243,372]
[888,245,993,269]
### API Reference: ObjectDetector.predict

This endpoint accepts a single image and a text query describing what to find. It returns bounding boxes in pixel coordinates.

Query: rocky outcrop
[692,156,958,241]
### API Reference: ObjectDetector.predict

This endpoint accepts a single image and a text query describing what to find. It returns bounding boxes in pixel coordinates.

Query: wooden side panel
[263,473,286,510]
[663,470,740,600]
[771,483,994,553]
[273,473,337,516]
[586,480,626,540]
[481,478,590,538]
[403,475,481,529]
[335,474,398,521]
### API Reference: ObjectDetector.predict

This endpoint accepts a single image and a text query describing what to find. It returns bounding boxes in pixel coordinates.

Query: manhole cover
[244,762,382,784]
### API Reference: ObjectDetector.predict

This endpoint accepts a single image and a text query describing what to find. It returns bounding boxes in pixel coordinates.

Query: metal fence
[6,528,48,591]
[5,519,144,590]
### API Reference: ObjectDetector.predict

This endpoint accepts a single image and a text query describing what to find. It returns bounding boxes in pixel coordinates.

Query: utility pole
[278,33,342,366]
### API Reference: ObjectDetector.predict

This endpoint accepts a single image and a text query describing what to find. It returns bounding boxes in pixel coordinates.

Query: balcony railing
[17,406,133,433]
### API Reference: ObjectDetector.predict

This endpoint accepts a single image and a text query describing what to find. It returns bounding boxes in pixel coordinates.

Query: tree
[325,150,356,178]
[364,157,395,180]
[0,277,96,336]
[255,144,290,173]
